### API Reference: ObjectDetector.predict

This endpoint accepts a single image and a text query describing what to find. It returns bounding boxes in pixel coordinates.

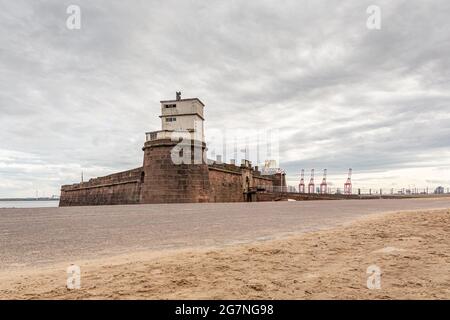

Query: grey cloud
[0,0,449,197]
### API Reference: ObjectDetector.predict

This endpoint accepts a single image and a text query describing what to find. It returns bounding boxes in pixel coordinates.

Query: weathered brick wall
[208,167,244,202]
[59,142,283,206]
[252,175,274,190]
[270,173,286,189]
[59,168,143,207]
[140,139,210,203]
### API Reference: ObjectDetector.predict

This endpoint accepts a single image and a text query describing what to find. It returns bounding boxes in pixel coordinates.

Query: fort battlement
[59,167,143,206]
[59,95,285,206]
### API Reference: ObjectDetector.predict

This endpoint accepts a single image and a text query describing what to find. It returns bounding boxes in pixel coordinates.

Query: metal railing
[257,185,450,196]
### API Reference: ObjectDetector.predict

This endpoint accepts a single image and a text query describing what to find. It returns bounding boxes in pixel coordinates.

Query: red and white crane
[320,169,327,194]
[299,169,305,193]
[344,168,352,195]
[308,169,315,194]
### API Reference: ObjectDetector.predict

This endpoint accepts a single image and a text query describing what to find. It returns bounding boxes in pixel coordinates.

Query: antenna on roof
[176,91,181,101]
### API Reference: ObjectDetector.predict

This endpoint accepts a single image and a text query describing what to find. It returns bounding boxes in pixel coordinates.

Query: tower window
[165,117,177,122]
[165,104,176,108]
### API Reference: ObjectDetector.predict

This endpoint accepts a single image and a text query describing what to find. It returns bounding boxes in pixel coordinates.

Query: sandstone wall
[252,175,275,191]
[59,168,143,207]
[140,139,210,204]
[59,143,282,206]
[208,167,244,202]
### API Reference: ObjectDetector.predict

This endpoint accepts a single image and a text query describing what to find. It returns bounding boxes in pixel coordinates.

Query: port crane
[299,169,305,193]
[344,168,352,195]
[308,169,315,194]
[320,169,328,194]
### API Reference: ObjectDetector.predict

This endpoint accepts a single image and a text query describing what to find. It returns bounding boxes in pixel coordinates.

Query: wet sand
[2,198,450,271]
[0,208,449,299]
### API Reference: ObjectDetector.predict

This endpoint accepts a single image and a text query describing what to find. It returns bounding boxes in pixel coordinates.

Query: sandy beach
[1,208,449,300]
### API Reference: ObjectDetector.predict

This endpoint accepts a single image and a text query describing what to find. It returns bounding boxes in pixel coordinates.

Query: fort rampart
[59,168,143,206]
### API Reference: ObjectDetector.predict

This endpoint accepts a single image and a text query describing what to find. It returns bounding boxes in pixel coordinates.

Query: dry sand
[0,209,449,300]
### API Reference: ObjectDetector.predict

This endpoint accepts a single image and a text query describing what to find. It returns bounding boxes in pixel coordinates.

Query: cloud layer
[1,0,449,197]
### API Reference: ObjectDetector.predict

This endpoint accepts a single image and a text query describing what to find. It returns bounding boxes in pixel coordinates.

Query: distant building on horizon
[434,186,445,194]
[59,94,286,206]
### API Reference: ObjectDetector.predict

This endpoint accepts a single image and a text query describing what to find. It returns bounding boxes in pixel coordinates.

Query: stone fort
[59,94,287,206]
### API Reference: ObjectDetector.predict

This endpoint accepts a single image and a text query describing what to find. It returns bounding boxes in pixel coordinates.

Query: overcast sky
[1,0,449,197]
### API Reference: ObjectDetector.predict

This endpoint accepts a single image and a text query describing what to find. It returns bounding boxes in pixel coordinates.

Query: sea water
[0,201,60,208]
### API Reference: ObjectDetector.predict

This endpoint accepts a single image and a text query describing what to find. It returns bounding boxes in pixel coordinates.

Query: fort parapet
[59,95,286,206]
[59,167,143,206]
[59,160,284,206]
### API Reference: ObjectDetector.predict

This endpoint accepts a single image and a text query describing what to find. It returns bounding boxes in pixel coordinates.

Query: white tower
[146,93,205,143]
[142,92,210,204]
